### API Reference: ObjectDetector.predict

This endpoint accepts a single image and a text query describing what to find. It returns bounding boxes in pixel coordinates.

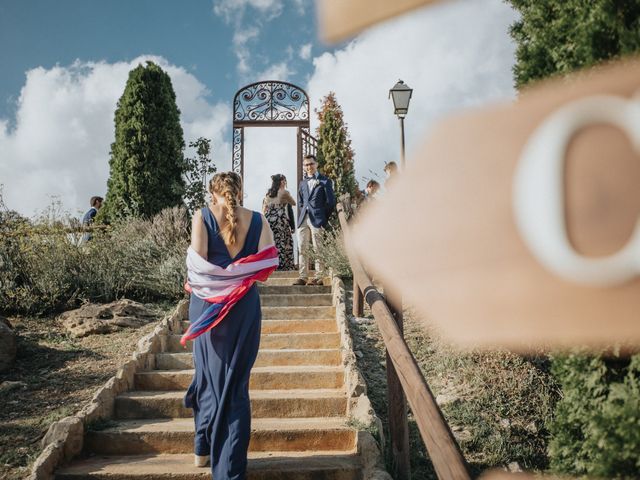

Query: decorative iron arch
[231,81,317,192]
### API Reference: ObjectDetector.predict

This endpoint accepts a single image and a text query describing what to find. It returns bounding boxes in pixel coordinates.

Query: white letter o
[513,94,640,286]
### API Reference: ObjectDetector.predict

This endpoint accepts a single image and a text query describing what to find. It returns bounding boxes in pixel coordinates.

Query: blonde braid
[210,172,242,245]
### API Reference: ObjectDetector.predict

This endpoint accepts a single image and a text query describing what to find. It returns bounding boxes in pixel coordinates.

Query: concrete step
[155,349,342,370]
[261,294,333,307]
[262,306,335,320]
[86,417,356,455]
[56,452,362,480]
[168,333,341,352]
[115,389,348,419]
[259,285,331,295]
[180,318,337,335]
[134,366,344,391]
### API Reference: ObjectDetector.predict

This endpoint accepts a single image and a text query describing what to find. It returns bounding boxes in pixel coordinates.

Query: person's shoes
[194,455,210,467]
[306,278,323,286]
[292,278,307,286]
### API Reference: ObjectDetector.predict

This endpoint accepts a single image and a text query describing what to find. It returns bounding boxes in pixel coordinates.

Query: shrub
[548,352,640,478]
[0,201,189,315]
[302,227,352,278]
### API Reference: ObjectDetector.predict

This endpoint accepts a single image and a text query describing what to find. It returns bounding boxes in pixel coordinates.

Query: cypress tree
[506,2,640,476]
[315,92,358,199]
[101,61,186,220]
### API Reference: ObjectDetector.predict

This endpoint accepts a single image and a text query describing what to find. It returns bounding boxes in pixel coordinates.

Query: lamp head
[389,79,413,118]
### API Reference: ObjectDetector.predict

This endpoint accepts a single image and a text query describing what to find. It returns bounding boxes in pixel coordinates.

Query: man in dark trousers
[293,154,336,285]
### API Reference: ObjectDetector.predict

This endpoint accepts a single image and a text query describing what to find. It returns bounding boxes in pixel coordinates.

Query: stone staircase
[55,271,364,479]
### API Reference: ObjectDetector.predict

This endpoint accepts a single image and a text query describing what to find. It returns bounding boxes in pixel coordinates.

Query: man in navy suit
[293,154,336,285]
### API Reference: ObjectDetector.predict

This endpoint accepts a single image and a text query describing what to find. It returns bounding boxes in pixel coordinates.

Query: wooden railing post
[353,282,364,317]
[385,285,411,480]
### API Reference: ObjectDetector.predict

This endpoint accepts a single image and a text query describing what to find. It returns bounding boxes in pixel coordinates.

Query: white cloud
[213,0,284,23]
[233,27,261,75]
[243,128,298,213]
[258,61,293,80]
[299,43,312,61]
[290,0,306,15]
[306,0,518,187]
[0,56,231,218]
[213,0,285,77]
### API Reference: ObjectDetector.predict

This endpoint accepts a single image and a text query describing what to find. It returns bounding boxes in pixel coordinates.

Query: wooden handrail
[337,202,471,480]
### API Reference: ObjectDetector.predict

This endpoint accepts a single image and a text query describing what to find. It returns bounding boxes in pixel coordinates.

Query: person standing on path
[183,172,277,479]
[293,154,336,286]
[262,173,296,270]
[80,196,103,244]
[383,161,398,189]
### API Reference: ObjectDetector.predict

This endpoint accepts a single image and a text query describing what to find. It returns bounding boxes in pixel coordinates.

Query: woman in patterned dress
[262,174,296,270]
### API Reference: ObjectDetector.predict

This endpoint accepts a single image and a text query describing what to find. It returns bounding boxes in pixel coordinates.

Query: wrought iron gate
[232,81,318,190]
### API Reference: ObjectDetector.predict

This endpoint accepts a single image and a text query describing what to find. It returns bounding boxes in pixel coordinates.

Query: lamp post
[386,80,413,480]
[389,80,413,168]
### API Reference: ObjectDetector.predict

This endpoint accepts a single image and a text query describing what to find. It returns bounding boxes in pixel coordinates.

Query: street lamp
[389,79,413,167]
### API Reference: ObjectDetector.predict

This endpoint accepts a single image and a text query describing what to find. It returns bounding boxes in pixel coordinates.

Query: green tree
[315,92,358,199]
[100,61,186,220]
[183,137,217,214]
[508,1,640,88]
[507,2,640,476]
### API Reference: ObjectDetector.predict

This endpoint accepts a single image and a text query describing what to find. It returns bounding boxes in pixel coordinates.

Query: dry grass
[344,280,559,479]
[0,303,171,480]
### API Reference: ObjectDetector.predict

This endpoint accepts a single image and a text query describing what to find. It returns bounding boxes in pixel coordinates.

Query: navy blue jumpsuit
[184,207,263,480]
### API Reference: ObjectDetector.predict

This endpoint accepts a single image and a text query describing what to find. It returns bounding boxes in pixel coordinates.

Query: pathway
[56,271,363,479]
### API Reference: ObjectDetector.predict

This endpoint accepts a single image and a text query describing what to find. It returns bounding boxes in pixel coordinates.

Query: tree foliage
[507,1,640,88]
[548,353,640,477]
[100,61,186,220]
[183,137,217,214]
[315,92,358,198]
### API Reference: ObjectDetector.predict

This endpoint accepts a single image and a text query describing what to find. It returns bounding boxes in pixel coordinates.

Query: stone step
[262,306,335,320]
[261,333,341,350]
[134,366,344,391]
[85,417,356,455]
[261,294,333,307]
[269,270,307,278]
[115,389,348,419]
[262,319,337,334]
[262,278,329,287]
[259,285,331,295]
[168,333,341,352]
[155,349,343,370]
[56,452,362,480]
[180,318,337,335]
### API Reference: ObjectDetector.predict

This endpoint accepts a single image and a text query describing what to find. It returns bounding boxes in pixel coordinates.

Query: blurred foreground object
[317,0,439,43]
[352,57,640,351]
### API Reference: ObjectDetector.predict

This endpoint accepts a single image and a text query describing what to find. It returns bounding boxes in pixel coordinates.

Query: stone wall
[331,275,392,480]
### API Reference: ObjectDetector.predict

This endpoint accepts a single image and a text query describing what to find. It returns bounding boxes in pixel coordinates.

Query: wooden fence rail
[337,202,471,480]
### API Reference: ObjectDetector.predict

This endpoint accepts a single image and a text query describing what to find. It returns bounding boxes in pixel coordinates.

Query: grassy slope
[0,304,171,480]
[345,280,559,479]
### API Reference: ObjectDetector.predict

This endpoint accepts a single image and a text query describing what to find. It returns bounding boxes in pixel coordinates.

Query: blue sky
[0,0,327,122]
[0,0,518,217]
